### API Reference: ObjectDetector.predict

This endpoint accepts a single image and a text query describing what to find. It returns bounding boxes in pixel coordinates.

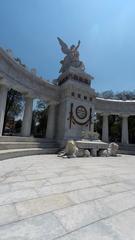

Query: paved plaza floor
[0,154,135,239]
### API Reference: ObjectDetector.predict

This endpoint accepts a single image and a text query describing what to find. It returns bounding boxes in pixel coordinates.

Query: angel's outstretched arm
[75,40,81,50]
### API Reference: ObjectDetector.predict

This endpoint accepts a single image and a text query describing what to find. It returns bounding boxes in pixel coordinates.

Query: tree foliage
[109,115,121,142]
[3,89,24,133]
[94,113,102,139]
[96,90,135,100]
[128,116,135,143]
[31,100,48,137]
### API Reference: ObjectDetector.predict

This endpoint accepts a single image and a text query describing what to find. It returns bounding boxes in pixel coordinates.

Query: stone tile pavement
[0,154,135,239]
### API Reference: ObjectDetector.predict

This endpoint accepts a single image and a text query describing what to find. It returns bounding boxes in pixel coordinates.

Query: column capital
[23,94,34,100]
[0,84,9,91]
[120,114,129,118]
[101,112,110,117]
[47,100,59,106]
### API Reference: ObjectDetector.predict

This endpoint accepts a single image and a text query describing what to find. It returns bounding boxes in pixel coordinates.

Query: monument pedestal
[56,67,96,144]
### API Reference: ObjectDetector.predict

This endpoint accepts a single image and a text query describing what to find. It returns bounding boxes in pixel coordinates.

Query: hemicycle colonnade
[0,48,135,144]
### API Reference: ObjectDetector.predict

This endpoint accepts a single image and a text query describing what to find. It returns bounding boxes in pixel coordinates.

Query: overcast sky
[0,0,135,92]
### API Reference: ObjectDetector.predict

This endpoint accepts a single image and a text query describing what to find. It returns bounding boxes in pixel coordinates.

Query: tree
[3,89,24,134]
[31,99,48,138]
[128,116,135,143]
[15,119,22,133]
[96,90,135,100]
[109,115,121,142]
[94,113,102,139]
[96,90,114,99]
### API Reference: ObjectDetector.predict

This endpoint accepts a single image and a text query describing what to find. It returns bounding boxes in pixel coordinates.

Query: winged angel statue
[57,37,85,73]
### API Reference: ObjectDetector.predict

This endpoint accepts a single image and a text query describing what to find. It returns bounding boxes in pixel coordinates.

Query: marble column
[102,114,109,142]
[121,115,129,144]
[0,85,8,136]
[21,97,33,137]
[46,104,56,139]
[90,108,94,132]
[90,122,94,132]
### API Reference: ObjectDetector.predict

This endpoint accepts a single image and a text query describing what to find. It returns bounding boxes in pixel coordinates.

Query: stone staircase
[118,144,135,155]
[0,136,60,160]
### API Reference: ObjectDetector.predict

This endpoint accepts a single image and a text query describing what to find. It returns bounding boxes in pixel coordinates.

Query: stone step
[0,148,59,161]
[0,142,59,150]
[0,136,54,142]
[118,144,135,155]
[118,150,135,155]
[119,144,135,150]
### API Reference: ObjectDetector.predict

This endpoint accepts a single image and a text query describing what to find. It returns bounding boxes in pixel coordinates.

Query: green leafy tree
[15,119,22,133]
[3,89,24,134]
[94,113,102,139]
[31,100,48,137]
[96,90,114,99]
[109,115,121,142]
[129,116,135,143]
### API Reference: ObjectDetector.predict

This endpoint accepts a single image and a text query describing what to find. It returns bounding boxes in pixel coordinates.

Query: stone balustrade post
[21,97,33,137]
[121,115,129,144]
[0,85,8,136]
[102,113,109,142]
[46,104,56,139]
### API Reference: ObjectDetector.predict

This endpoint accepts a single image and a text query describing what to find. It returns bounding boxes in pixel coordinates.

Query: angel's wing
[57,37,69,54]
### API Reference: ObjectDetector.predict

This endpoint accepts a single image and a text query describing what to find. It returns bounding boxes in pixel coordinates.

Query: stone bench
[76,140,108,157]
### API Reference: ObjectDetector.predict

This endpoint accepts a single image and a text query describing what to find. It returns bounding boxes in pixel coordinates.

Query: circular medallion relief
[76,105,87,119]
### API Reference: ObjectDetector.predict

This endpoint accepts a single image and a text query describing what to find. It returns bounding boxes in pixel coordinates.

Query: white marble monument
[0,38,134,158]
[55,38,95,144]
